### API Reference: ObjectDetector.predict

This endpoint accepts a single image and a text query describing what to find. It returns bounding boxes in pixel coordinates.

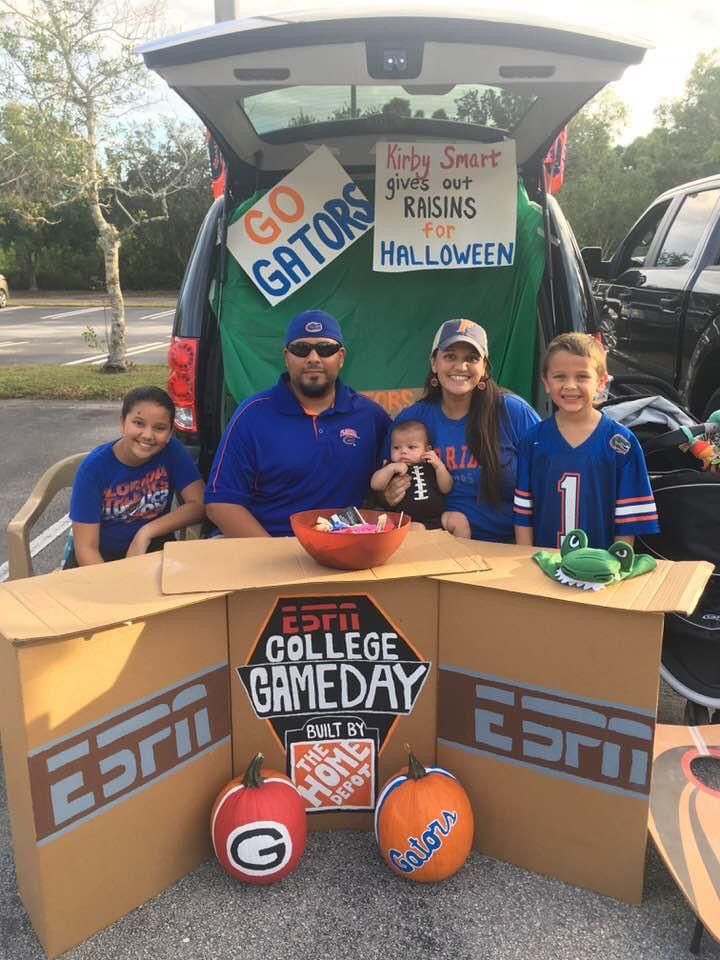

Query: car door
[594,198,674,376]
[604,188,720,383]
[628,187,720,382]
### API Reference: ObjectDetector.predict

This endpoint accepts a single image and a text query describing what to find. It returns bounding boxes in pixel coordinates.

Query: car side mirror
[581,246,609,279]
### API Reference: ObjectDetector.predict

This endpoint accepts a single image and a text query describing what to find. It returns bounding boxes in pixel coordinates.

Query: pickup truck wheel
[702,387,720,421]
[0,289,7,308]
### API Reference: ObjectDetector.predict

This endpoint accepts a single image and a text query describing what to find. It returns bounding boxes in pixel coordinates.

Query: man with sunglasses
[205,309,391,537]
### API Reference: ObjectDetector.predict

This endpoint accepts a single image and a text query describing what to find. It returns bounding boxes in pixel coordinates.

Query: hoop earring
[430,375,439,388]
[476,379,487,391]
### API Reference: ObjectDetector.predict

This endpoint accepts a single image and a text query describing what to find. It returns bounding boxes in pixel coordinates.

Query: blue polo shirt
[206,375,392,536]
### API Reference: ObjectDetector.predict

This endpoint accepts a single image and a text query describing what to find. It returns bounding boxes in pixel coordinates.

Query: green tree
[624,50,720,196]
[0,102,84,288]
[557,91,649,255]
[0,0,180,372]
[112,120,211,288]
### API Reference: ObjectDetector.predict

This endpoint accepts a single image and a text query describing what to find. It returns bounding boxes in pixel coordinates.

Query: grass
[0,364,168,399]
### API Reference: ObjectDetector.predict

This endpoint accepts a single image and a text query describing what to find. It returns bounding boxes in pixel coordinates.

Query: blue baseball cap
[432,318,488,357]
[285,310,344,346]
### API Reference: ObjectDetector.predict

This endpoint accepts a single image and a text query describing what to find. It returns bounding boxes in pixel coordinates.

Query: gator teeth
[554,569,605,591]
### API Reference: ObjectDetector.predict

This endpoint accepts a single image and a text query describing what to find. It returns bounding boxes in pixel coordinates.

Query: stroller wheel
[683,701,713,726]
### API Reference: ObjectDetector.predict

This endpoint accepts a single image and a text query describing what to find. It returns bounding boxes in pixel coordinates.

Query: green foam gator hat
[533,529,657,591]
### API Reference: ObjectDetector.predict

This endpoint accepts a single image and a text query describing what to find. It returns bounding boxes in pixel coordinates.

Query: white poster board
[226,145,373,305]
[373,140,517,273]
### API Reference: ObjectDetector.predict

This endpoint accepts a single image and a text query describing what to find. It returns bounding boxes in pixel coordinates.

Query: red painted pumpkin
[211,753,307,884]
[375,746,474,883]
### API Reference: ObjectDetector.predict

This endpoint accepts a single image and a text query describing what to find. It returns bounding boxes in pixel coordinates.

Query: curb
[8,294,177,309]
[10,301,176,309]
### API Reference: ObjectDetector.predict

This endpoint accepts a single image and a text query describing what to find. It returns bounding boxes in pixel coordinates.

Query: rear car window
[242,84,536,135]
[655,188,720,269]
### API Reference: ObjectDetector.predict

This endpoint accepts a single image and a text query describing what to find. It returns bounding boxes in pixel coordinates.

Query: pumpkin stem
[242,752,265,788]
[404,743,427,780]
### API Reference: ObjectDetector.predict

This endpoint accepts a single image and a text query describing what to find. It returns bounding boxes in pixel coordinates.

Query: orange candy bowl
[290,509,411,570]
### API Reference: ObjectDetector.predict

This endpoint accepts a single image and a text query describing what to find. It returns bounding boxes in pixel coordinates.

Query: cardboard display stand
[649,723,720,944]
[0,534,712,956]
[0,557,231,959]
[435,541,712,904]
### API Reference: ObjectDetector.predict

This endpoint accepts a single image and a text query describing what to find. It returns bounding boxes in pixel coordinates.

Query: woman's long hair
[421,358,508,506]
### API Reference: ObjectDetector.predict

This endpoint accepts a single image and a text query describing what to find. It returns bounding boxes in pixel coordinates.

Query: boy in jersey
[513,333,659,549]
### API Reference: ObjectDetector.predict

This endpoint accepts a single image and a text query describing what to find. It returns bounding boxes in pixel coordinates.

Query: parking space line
[90,339,170,364]
[63,337,170,366]
[41,307,106,320]
[0,305,30,312]
[0,340,30,348]
[139,309,175,320]
[0,513,71,583]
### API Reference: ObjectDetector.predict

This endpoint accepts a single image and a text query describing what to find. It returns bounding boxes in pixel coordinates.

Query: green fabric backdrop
[217,180,545,413]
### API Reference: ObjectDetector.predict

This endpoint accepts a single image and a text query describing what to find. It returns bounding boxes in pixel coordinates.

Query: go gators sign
[237,594,431,813]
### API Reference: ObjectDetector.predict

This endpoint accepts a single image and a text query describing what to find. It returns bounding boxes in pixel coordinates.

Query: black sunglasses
[286,341,342,358]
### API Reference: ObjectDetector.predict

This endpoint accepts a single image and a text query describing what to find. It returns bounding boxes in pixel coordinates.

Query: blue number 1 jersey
[513,413,659,549]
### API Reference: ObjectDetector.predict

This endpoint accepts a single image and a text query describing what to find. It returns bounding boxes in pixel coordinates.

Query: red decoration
[206,129,226,200]
[211,753,307,884]
[544,128,567,195]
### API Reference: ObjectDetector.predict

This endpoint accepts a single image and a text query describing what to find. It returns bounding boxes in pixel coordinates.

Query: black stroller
[602,377,720,724]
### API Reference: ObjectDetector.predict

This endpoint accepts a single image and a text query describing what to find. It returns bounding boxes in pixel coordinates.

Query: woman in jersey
[385,319,540,542]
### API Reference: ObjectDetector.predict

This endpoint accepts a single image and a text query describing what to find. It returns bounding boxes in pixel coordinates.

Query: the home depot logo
[28,663,230,844]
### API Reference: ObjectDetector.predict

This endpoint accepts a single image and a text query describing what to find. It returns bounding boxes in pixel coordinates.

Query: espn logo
[28,664,230,844]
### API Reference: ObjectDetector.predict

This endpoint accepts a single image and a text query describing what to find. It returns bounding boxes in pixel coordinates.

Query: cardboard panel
[228,580,439,830]
[1,599,232,958]
[161,529,489,594]
[649,723,720,943]
[436,580,662,903]
[0,552,224,643]
[435,543,713,614]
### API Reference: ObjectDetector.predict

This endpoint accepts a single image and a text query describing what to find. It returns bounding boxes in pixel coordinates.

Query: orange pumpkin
[374,746,474,883]
[211,753,307,884]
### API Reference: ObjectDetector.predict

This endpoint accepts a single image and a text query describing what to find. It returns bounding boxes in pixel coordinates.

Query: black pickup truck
[583,174,720,418]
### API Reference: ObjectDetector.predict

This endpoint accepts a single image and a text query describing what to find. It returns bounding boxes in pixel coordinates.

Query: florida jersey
[513,414,659,549]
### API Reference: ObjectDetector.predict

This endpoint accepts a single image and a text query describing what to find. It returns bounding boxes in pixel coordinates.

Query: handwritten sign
[226,145,373,305]
[373,140,517,272]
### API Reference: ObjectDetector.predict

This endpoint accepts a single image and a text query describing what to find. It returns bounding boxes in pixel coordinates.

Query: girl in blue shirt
[67,386,205,566]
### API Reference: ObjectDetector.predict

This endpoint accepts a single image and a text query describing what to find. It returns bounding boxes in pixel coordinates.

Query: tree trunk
[28,251,39,292]
[100,226,127,372]
[84,104,128,373]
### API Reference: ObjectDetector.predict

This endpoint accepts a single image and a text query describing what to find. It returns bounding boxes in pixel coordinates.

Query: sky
[151,0,720,144]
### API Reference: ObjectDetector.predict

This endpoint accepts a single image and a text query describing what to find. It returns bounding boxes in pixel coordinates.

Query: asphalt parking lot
[1,402,719,960]
[0,303,174,367]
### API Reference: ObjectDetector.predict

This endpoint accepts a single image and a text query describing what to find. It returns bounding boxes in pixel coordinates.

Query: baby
[371,419,468,534]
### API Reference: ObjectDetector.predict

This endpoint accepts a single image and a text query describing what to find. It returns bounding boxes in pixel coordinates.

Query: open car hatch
[138,4,649,174]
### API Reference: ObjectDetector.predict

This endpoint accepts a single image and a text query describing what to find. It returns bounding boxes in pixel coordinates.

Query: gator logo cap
[285,310,344,346]
[432,319,488,357]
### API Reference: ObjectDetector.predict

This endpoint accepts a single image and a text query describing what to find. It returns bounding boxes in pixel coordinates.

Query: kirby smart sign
[226,145,373,305]
[237,595,431,812]
[373,140,517,272]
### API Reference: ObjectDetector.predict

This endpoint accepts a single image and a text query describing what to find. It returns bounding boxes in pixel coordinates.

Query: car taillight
[167,336,198,432]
